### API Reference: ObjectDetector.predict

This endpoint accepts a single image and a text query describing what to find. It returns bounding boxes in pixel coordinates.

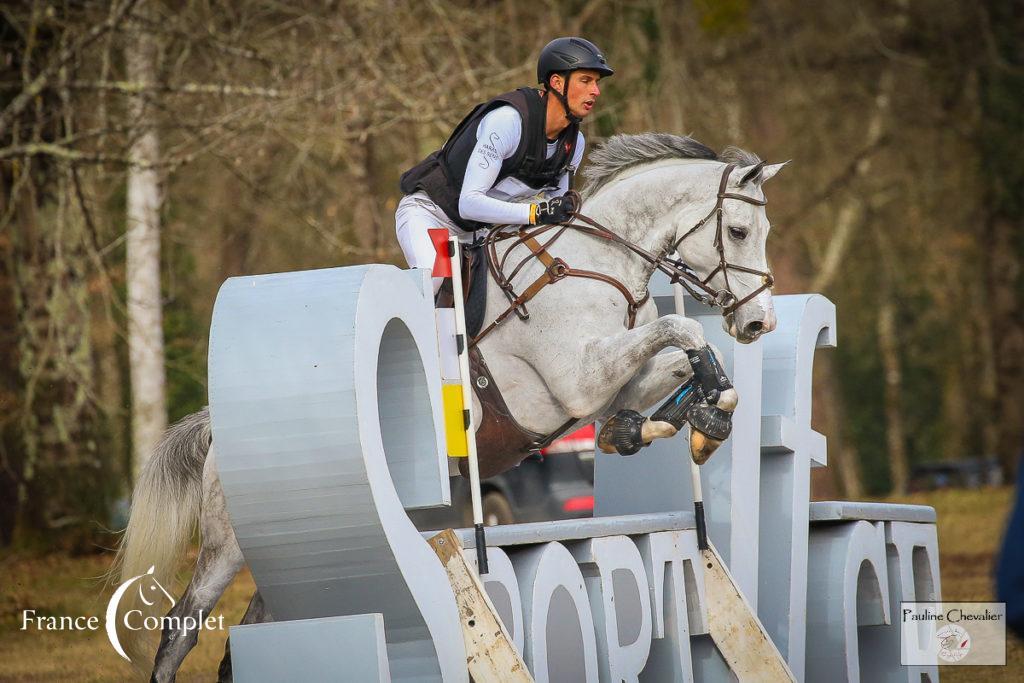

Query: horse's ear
[760,160,790,184]
[738,161,765,186]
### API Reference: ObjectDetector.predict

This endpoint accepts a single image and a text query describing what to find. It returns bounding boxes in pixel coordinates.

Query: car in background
[909,457,1004,491]
[410,425,596,530]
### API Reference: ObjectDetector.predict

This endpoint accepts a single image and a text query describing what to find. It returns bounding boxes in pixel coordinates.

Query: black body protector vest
[399,87,580,232]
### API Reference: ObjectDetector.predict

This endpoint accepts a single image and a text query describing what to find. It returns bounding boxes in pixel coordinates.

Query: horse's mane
[581,133,761,196]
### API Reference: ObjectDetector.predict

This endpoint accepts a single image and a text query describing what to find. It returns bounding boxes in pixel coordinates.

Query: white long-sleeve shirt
[458,105,585,226]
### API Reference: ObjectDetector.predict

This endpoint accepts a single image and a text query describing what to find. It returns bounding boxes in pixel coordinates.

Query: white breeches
[395,191,473,269]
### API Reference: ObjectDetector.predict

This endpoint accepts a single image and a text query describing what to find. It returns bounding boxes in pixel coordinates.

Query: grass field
[869,487,1023,682]
[1,487,1021,681]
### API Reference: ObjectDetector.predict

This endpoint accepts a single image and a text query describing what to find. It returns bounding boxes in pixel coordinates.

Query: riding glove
[531,195,578,225]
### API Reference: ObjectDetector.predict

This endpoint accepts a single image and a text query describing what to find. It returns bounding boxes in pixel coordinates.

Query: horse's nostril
[744,320,764,337]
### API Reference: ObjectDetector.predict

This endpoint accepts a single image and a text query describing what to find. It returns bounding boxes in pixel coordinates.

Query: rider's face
[551,69,602,119]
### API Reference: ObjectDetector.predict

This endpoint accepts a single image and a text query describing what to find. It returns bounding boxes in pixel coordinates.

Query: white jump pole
[690,456,709,550]
[675,279,710,551]
[446,238,489,575]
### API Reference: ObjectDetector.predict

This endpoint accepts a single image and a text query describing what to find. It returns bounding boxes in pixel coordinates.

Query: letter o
[510,542,599,682]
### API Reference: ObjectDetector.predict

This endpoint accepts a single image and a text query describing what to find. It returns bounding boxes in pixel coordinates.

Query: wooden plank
[702,544,797,682]
[428,529,534,683]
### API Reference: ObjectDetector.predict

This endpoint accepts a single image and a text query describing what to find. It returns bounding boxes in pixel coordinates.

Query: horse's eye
[728,226,748,240]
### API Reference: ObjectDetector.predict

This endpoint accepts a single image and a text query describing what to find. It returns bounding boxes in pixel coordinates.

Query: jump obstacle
[206,263,941,682]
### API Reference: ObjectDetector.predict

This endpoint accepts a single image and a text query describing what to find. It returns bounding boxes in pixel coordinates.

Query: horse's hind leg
[217,591,271,683]
[151,448,244,683]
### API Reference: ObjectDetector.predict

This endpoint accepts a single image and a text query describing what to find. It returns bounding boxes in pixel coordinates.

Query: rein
[471,163,774,346]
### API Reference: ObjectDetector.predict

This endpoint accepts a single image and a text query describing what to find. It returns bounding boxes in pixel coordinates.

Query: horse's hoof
[687,400,733,465]
[687,403,733,442]
[689,430,722,465]
[597,410,649,456]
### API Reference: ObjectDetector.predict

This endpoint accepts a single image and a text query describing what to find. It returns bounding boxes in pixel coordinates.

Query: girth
[463,345,576,479]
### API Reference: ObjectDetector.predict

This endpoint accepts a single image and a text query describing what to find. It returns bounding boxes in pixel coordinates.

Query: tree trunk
[125,9,166,477]
[811,67,892,293]
[807,67,896,498]
[877,299,909,494]
[975,0,1024,479]
[988,216,1024,477]
[974,290,1001,458]
[813,355,863,499]
[0,169,24,545]
[349,130,386,258]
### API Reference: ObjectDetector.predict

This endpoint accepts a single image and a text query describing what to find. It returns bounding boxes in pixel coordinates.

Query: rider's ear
[760,161,790,184]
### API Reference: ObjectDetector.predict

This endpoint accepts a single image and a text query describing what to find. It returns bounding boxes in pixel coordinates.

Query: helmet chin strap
[545,72,581,127]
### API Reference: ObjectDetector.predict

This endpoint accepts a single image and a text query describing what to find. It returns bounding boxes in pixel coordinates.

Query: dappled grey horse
[113,133,786,681]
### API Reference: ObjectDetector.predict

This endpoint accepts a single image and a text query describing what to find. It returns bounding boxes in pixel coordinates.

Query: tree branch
[0,79,288,99]
[0,141,197,168]
[0,0,141,141]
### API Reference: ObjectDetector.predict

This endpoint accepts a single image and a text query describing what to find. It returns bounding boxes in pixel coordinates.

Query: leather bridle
[664,162,775,313]
[472,163,775,346]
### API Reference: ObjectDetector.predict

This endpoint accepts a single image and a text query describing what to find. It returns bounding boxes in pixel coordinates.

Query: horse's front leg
[598,342,737,463]
[545,313,707,418]
[608,348,694,418]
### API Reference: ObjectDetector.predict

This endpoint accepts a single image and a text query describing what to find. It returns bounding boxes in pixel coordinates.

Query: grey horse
[112,133,786,681]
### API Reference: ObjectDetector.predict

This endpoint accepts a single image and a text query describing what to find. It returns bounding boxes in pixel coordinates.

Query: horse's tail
[110,407,212,668]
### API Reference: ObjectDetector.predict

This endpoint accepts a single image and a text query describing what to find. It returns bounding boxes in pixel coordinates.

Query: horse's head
[673,160,788,344]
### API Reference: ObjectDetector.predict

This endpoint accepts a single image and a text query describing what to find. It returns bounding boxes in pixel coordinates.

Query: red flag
[429,229,452,278]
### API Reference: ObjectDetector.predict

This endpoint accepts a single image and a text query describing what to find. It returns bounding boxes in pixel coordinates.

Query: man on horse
[395,37,613,269]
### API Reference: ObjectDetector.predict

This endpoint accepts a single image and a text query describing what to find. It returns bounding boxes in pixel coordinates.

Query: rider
[395,37,613,269]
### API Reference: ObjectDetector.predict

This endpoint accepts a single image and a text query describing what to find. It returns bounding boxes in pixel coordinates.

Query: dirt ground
[0,487,1021,681]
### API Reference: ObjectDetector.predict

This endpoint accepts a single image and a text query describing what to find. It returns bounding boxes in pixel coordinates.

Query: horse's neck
[581,161,718,292]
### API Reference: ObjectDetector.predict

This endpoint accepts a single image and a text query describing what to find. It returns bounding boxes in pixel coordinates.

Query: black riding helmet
[537,37,613,124]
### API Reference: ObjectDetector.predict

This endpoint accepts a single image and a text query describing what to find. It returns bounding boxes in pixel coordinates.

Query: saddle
[434,242,487,338]
[436,241,575,479]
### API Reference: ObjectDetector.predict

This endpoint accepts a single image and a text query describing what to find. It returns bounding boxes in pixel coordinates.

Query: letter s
[210,265,466,681]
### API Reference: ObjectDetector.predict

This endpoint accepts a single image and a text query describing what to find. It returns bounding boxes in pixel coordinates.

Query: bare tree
[125,2,166,475]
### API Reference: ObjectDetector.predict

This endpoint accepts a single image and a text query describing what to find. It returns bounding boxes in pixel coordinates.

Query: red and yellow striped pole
[430,230,488,575]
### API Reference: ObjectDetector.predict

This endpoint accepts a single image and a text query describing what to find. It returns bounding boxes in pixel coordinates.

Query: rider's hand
[531,194,578,225]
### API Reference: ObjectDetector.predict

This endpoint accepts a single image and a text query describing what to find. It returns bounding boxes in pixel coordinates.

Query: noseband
[474,163,774,345]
